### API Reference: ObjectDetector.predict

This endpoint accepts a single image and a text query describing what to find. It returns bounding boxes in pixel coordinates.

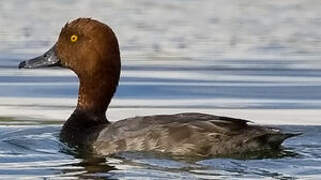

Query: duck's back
[93,113,296,157]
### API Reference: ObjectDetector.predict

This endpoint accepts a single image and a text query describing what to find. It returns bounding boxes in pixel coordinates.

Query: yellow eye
[70,35,78,42]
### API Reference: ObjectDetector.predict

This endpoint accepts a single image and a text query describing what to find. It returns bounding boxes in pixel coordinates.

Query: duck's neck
[60,69,120,146]
[77,72,118,115]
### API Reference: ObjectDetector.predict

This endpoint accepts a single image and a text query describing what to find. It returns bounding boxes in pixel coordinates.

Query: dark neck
[60,109,109,147]
[60,69,119,146]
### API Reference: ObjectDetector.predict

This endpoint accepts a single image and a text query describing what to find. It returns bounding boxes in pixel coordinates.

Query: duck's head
[19,18,121,114]
[19,18,120,79]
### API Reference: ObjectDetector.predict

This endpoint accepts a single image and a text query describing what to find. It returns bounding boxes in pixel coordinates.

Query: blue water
[1,0,321,179]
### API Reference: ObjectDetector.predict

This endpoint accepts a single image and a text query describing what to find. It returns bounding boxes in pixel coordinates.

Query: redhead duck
[19,18,300,157]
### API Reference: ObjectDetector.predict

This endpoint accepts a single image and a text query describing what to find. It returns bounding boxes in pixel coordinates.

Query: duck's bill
[18,45,61,69]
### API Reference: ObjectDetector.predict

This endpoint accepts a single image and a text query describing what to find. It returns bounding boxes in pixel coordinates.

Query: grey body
[94,113,296,157]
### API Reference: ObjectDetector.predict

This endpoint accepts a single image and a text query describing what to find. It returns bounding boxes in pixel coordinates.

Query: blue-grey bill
[18,45,60,69]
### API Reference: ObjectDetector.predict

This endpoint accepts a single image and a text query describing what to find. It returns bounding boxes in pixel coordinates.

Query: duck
[18,18,300,157]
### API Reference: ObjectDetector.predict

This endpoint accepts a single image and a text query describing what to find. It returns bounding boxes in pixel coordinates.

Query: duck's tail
[258,132,302,149]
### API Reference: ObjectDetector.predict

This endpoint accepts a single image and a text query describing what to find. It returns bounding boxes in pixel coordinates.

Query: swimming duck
[19,18,299,157]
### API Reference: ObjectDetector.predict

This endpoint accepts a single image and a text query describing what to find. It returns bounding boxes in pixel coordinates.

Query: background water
[0,0,321,179]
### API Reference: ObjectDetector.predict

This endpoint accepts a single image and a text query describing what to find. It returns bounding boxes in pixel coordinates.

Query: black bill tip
[18,61,26,69]
[18,45,60,69]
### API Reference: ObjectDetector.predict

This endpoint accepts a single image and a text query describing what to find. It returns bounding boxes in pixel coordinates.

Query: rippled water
[1,0,321,179]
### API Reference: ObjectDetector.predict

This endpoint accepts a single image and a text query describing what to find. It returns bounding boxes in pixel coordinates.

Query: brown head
[19,18,121,117]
